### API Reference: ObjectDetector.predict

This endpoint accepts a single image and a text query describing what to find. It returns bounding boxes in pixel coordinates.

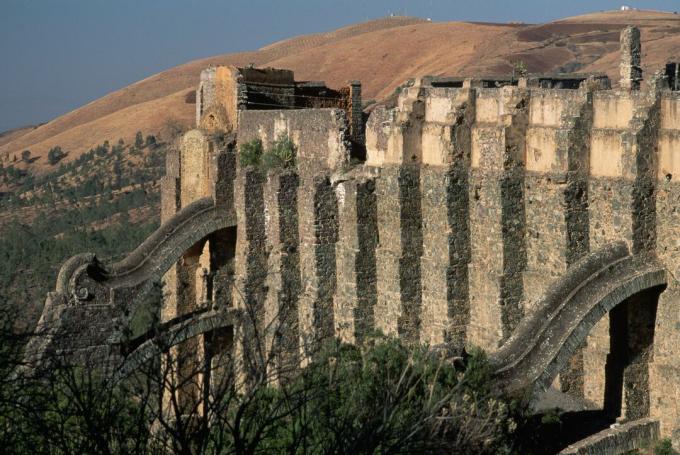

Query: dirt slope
[3,10,680,172]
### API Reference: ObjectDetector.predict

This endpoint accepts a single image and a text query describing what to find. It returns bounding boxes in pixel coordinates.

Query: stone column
[468,87,529,349]
[651,94,680,444]
[418,89,474,347]
[334,177,379,344]
[160,148,181,323]
[334,179,360,343]
[420,165,471,346]
[620,26,642,91]
[232,168,267,384]
[586,89,660,416]
[371,84,426,344]
[374,166,401,338]
[264,171,302,376]
[374,165,424,344]
[298,173,339,355]
[523,89,592,397]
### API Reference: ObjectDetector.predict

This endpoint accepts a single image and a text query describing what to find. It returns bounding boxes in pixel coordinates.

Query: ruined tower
[620,26,643,90]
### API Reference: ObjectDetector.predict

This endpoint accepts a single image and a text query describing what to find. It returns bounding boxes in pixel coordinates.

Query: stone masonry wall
[51,45,680,447]
[524,89,592,397]
[651,93,680,440]
[221,81,680,442]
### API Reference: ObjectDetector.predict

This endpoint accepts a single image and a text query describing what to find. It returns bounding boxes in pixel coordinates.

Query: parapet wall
[237,109,351,171]
[559,418,659,455]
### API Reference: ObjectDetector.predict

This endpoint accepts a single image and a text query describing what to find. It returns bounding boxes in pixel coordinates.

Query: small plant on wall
[239,134,297,171]
[238,138,263,167]
[262,133,297,170]
[513,60,528,78]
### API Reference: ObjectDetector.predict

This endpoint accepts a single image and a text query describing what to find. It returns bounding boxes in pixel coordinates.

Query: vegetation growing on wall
[238,138,263,167]
[239,134,297,171]
[263,133,297,170]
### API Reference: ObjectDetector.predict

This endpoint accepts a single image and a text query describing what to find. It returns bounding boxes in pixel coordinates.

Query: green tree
[271,338,521,454]
[47,146,66,165]
[145,135,156,148]
[135,131,144,149]
[20,150,31,163]
[655,438,679,455]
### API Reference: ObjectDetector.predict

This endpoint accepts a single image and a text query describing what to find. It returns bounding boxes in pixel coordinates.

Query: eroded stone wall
[173,70,680,443]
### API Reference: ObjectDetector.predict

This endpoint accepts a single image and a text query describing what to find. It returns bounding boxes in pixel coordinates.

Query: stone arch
[112,308,239,383]
[24,197,234,367]
[66,197,233,302]
[490,241,667,407]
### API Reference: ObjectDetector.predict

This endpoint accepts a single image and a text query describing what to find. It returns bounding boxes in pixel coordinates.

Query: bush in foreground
[0,324,530,454]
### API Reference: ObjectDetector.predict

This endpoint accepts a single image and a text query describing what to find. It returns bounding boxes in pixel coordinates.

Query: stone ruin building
[26,26,680,451]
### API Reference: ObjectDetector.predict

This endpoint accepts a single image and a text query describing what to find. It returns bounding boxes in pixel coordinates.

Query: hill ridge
[3,10,680,172]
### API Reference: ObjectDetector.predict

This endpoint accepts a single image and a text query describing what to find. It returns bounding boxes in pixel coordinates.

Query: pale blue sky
[1,0,678,132]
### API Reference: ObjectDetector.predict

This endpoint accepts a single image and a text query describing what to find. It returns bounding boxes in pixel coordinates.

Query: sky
[1,0,679,132]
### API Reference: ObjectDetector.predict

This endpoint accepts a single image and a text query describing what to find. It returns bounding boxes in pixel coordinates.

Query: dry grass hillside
[3,9,680,172]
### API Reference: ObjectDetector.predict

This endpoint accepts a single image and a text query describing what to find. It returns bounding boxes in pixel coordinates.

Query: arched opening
[203,226,237,390]
[604,284,664,421]
[491,243,668,452]
[529,284,665,452]
[152,224,238,415]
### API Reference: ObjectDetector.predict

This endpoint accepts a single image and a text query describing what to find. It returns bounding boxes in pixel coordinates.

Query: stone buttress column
[586,83,660,418]
[334,174,379,344]
[160,130,214,412]
[233,167,268,383]
[160,148,181,324]
[468,87,529,350]
[523,88,593,397]
[204,142,238,385]
[297,172,339,355]
[374,165,423,344]
[373,82,425,344]
[652,92,680,442]
[419,88,474,346]
[263,170,302,376]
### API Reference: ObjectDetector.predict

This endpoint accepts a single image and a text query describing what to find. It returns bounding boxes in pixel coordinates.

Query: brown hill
[0,125,40,148]
[3,10,680,172]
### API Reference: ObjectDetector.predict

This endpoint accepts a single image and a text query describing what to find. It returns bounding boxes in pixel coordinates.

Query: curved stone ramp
[87,197,232,290]
[49,197,231,303]
[111,308,239,383]
[25,197,233,367]
[489,241,667,396]
[558,418,659,455]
